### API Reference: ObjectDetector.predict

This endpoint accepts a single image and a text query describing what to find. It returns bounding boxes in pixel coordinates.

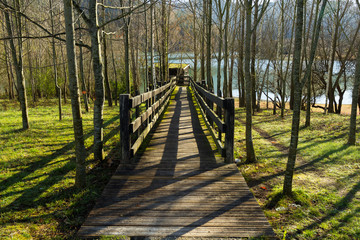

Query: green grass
[0,99,120,239]
[235,108,360,239]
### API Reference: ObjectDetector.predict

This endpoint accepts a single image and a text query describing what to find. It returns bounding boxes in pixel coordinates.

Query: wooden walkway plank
[78,87,274,238]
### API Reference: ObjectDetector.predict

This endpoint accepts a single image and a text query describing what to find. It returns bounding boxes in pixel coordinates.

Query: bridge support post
[225,98,234,163]
[120,94,131,164]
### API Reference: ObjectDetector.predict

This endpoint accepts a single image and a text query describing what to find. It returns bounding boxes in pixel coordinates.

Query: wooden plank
[78,226,274,238]
[131,94,143,108]
[88,209,268,218]
[84,216,270,227]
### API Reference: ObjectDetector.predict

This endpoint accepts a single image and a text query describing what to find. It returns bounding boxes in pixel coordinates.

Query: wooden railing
[119,80,176,164]
[190,78,234,163]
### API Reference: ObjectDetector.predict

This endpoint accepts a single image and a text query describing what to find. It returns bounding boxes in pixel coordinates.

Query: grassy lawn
[1,95,360,239]
[0,99,120,239]
[235,108,360,239]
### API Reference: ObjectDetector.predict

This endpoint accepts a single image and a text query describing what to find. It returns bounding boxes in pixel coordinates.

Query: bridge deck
[78,87,274,238]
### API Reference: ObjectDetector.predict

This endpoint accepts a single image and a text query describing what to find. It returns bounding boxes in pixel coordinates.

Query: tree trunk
[121,0,131,93]
[283,0,304,196]
[4,41,14,100]
[63,0,86,188]
[206,0,213,91]
[110,39,118,105]
[103,32,113,106]
[244,0,256,163]
[283,0,328,196]
[61,45,68,104]
[251,1,258,113]
[144,0,148,90]
[50,0,62,120]
[24,23,35,103]
[150,0,156,88]
[201,0,206,83]
[89,0,105,161]
[4,0,30,130]
[305,72,312,127]
[217,3,223,97]
[192,0,198,82]
[325,1,340,114]
[223,0,230,97]
[161,0,169,84]
[279,0,285,118]
[348,46,360,145]
[238,5,245,107]
[78,21,89,112]
[305,0,317,127]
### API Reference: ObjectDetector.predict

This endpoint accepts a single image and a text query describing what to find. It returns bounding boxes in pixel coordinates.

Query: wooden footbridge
[78,79,274,238]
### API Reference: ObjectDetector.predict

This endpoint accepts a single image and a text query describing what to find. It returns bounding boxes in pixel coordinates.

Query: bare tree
[63,0,86,188]
[349,0,360,145]
[283,0,328,196]
[50,0,62,120]
[3,0,30,130]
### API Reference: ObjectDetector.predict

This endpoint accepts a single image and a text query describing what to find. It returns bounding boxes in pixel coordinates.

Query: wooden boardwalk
[78,87,274,238]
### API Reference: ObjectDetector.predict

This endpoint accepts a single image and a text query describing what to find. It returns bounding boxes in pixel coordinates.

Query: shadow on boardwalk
[78,87,274,238]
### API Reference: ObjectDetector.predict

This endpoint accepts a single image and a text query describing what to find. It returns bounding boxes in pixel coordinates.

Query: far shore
[234,99,356,115]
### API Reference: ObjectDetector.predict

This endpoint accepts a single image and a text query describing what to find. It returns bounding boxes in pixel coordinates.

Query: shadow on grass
[247,143,350,188]
[1,128,26,136]
[289,180,360,239]
[0,113,121,230]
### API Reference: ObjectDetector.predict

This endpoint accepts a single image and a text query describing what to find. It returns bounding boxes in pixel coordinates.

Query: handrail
[119,80,176,164]
[190,78,234,163]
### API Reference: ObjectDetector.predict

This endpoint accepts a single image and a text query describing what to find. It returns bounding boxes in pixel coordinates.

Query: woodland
[0,0,360,239]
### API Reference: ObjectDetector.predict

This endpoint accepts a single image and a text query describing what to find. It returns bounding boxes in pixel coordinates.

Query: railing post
[120,94,131,164]
[225,98,234,163]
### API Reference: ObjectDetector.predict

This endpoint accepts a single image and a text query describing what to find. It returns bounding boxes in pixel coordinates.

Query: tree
[223,0,230,97]
[237,1,246,107]
[63,0,86,188]
[50,0,62,120]
[348,0,360,145]
[3,0,30,130]
[244,0,256,163]
[101,0,113,107]
[283,0,328,196]
[244,0,270,163]
[206,0,213,91]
